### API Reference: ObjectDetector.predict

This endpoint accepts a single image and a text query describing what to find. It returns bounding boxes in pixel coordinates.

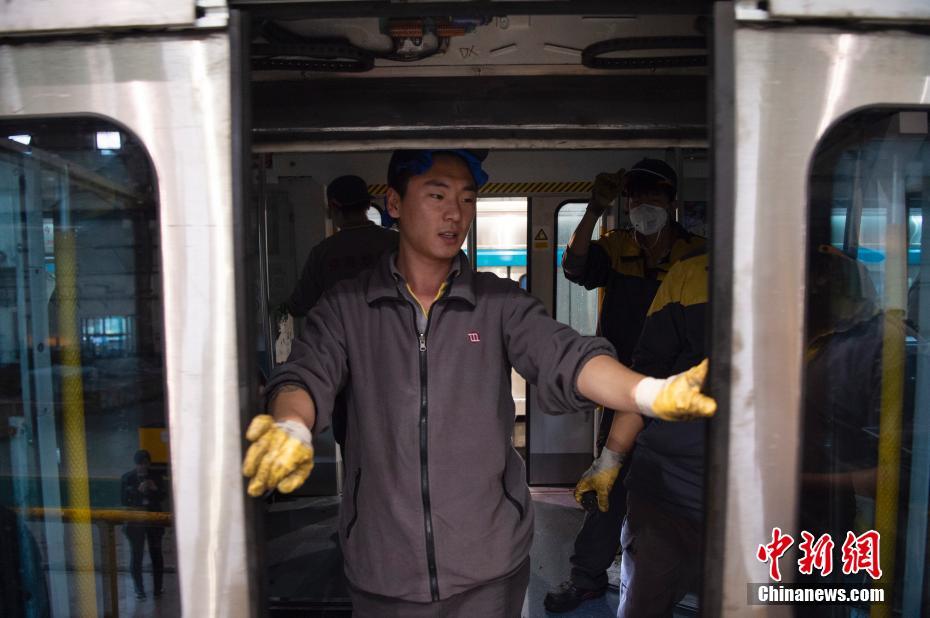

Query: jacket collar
[619,221,693,258]
[366,250,477,307]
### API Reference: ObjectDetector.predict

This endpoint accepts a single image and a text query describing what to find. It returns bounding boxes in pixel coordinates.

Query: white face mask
[628,203,668,236]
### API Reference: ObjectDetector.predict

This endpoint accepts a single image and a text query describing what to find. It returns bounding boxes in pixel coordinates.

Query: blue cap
[388,149,489,189]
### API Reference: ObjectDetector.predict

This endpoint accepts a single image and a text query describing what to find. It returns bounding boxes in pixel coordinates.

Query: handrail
[23,506,172,526]
[15,506,172,618]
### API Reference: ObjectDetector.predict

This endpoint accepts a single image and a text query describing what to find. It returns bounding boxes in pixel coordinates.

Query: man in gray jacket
[243,149,715,617]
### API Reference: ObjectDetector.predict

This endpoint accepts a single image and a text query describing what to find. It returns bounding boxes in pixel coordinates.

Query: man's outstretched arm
[576,355,715,421]
[573,356,714,512]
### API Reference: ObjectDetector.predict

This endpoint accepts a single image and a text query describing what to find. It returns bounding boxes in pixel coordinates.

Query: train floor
[266,487,699,618]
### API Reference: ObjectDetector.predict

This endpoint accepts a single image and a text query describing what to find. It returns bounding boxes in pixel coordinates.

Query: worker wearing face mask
[546,158,705,613]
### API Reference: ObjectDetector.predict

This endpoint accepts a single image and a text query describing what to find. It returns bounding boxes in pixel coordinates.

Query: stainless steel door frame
[708,4,930,614]
[0,0,197,34]
[0,32,254,617]
[767,0,930,22]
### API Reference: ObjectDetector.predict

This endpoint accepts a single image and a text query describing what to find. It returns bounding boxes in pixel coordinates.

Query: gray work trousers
[348,557,530,618]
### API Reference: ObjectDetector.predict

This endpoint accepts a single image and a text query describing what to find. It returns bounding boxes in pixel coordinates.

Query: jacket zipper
[409,305,440,601]
[346,468,362,539]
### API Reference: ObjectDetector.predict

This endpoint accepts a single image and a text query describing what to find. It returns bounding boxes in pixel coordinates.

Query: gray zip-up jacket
[267,251,615,602]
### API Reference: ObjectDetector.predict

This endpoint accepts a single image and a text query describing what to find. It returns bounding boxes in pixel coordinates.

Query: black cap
[327,175,371,209]
[134,449,151,465]
[623,158,678,199]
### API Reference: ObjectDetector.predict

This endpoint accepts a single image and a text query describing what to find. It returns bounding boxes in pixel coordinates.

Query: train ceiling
[237,1,712,148]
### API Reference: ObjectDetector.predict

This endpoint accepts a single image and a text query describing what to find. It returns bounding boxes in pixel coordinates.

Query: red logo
[798,531,835,576]
[467,332,480,343]
[757,527,794,582]
[841,530,882,580]
[756,528,882,581]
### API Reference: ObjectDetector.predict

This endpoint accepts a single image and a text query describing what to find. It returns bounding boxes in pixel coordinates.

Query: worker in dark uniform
[545,158,705,612]
[284,175,398,455]
[568,249,710,616]
[286,174,399,317]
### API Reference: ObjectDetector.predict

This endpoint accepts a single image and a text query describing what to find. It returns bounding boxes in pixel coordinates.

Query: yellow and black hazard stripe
[367,181,594,196]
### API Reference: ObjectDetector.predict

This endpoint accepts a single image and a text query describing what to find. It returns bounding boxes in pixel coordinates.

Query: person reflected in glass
[795,245,905,616]
[121,449,166,600]
[801,245,886,537]
[0,504,50,616]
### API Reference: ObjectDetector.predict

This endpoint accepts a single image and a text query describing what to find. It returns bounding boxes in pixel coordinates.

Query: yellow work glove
[573,447,626,513]
[633,359,716,421]
[242,414,314,497]
[589,168,625,214]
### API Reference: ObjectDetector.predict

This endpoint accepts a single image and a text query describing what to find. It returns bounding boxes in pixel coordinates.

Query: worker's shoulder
[323,224,397,248]
[667,248,708,278]
[318,264,378,304]
[597,228,639,256]
[656,251,708,310]
[669,227,706,261]
[360,224,400,244]
[599,227,636,245]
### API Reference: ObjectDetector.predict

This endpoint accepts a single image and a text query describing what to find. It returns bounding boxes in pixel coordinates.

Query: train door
[706,2,930,615]
[0,5,257,617]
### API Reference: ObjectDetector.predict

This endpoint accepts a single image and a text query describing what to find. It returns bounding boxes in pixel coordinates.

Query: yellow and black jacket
[626,250,709,521]
[562,222,705,365]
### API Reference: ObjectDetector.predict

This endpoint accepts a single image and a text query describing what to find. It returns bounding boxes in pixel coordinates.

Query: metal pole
[100,521,119,618]
[21,156,71,617]
[54,165,98,617]
[871,155,906,618]
[256,156,275,373]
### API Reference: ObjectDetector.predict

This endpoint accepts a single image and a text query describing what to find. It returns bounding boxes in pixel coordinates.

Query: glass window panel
[0,118,175,615]
[802,108,929,616]
[555,201,599,335]
[476,198,527,416]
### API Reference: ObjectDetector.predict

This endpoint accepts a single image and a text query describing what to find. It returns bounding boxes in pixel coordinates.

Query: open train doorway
[251,145,709,615]
[241,2,710,615]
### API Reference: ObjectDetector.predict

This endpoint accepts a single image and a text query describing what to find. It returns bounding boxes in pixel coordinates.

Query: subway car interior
[248,6,708,615]
[2,1,930,617]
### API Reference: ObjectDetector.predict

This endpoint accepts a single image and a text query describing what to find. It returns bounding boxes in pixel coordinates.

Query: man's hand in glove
[573,447,626,513]
[588,168,625,216]
[242,414,314,496]
[634,359,716,421]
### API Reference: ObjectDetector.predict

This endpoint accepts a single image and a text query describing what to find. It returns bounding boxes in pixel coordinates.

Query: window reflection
[0,118,175,615]
[802,108,929,616]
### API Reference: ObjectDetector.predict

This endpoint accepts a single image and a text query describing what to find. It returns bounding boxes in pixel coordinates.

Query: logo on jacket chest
[467,332,481,343]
